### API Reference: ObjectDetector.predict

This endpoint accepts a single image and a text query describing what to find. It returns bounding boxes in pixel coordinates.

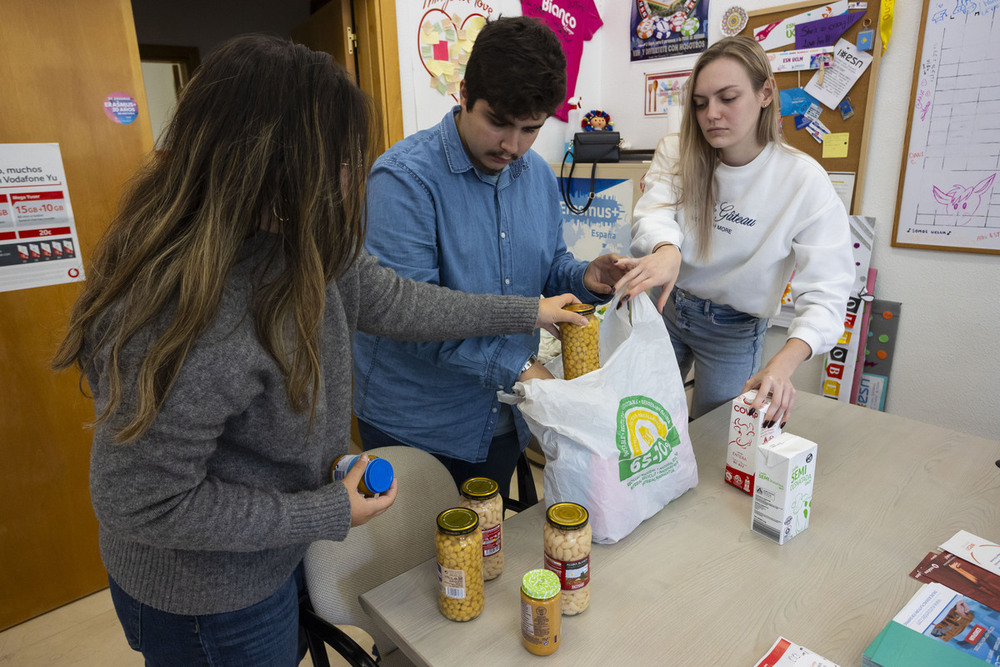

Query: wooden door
[0,0,153,629]
[294,0,403,155]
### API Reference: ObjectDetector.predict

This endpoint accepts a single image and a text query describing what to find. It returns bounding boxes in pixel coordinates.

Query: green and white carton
[751,433,816,545]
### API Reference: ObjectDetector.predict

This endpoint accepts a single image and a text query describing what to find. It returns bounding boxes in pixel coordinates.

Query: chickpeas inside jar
[543,502,591,616]
[559,303,599,380]
[459,477,504,581]
[435,507,485,622]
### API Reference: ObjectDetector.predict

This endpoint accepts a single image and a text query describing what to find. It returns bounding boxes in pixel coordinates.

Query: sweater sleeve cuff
[287,482,353,544]
[785,328,824,361]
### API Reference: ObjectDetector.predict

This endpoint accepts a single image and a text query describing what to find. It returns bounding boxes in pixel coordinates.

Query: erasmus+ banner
[557,177,632,261]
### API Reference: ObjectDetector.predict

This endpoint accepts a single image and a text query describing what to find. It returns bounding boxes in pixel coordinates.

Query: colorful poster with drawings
[398,0,512,132]
[820,215,874,403]
[557,177,632,261]
[0,143,85,293]
[417,10,487,101]
[855,299,901,411]
[644,70,690,116]
[630,0,709,62]
[893,2,1000,253]
[520,0,603,122]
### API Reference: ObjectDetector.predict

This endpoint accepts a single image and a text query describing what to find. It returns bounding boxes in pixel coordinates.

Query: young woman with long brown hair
[615,36,855,426]
[53,34,586,665]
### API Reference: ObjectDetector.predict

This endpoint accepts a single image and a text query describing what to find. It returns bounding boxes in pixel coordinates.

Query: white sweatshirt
[632,136,854,358]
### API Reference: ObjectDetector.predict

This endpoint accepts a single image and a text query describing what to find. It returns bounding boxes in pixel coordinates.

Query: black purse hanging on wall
[560,131,621,215]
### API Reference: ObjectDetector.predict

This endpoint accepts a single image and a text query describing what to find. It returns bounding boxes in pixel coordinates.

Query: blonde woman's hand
[742,338,812,428]
[613,244,681,313]
[536,294,589,338]
[343,455,398,527]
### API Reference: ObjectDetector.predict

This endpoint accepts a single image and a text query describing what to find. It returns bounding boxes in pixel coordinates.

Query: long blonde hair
[674,35,782,259]
[53,35,378,442]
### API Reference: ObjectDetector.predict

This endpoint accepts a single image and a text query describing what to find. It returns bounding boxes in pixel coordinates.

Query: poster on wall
[645,70,690,115]
[0,143,85,294]
[557,177,632,261]
[398,0,511,132]
[630,0,709,62]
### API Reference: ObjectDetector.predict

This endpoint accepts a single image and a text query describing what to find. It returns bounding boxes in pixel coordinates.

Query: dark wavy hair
[463,16,567,119]
[53,34,377,441]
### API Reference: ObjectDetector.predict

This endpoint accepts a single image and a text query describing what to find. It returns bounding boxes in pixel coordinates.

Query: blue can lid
[362,457,394,494]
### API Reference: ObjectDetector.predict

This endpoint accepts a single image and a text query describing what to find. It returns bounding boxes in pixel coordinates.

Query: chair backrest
[303,446,459,654]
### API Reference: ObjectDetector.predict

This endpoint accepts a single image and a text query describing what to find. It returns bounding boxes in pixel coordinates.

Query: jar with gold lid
[559,304,599,380]
[543,502,591,615]
[435,507,485,621]
[459,477,504,581]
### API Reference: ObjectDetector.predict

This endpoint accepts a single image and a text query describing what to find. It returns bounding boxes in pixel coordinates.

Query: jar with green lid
[435,507,484,621]
[559,304,599,380]
[459,477,504,581]
[520,568,561,656]
[543,502,591,615]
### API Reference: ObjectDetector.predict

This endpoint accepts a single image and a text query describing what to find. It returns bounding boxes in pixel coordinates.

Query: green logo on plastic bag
[616,395,681,481]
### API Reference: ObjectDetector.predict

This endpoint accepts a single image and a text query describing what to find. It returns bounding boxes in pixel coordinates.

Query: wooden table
[360,393,1000,665]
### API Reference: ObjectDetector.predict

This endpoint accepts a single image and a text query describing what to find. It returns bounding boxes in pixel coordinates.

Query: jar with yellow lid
[543,502,591,615]
[459,477,504,581]
[331,454,394,496]
[559,304,599,380]
[520,569,561,656]
[435,507,485,621]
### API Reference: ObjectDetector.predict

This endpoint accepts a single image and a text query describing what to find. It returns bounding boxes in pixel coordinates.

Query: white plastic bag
[500,292,698,544]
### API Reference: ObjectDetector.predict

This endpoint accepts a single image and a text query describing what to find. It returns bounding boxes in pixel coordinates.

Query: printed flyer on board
[0,143,85,293]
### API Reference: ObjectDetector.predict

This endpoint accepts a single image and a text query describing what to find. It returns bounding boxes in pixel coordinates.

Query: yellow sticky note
[421,31,440,44]
[823,132,849,158]
[426,60,446,76]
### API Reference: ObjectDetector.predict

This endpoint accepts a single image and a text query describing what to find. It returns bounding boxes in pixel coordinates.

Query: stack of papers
[864,531,1000,666]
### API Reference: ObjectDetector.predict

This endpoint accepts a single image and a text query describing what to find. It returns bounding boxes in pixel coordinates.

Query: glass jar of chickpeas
[559,304,599,380]
[459,477,504,581]
[435,507,485,622]
[543,502,591,616]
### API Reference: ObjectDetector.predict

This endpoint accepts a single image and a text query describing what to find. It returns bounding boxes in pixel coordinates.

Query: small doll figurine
[581,109,613,132]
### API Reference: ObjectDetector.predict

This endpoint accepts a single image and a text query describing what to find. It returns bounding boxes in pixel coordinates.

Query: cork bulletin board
[739,1,883,214]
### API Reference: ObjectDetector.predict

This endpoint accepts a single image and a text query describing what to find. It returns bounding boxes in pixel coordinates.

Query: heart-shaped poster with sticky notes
[418,10,487,101]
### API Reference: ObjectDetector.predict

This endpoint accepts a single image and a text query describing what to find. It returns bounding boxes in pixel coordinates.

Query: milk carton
[725,390,781,494]
[751,433,816,545]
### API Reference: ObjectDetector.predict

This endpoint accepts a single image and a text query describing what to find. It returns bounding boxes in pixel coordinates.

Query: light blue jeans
[108,563,306,666]
[664,287,768,419]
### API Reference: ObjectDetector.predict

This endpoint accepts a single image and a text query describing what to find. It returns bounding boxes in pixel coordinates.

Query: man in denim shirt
[353,17,623,499]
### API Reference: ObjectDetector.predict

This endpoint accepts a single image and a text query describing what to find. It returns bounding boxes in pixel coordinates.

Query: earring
[272,203,288,223]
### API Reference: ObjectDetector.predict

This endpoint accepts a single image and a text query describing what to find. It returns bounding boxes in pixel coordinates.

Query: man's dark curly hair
[463,16,567,120]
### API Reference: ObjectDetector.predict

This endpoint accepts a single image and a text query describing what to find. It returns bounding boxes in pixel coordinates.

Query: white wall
[395,1,999,440]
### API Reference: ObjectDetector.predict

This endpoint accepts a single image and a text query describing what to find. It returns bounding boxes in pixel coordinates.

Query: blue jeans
[356,418,521,501]
[665,288,768,420]
[108,563,307,667]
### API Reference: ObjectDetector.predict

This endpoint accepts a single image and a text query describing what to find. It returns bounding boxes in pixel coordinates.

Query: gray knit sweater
[87,236,538,614]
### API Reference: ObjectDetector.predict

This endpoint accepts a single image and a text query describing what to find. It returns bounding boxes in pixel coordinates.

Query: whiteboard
[892,0,1000,254]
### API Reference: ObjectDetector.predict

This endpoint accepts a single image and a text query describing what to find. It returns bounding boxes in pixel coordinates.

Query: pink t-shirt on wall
[520,0,603,122]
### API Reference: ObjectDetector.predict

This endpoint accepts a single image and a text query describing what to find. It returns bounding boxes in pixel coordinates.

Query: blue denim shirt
[353,107,598,462]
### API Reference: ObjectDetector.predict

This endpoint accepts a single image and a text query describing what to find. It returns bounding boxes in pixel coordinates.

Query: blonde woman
[53,34,586,665]
[615,36,854,426]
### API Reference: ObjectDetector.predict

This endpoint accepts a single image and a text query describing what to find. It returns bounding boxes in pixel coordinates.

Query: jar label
[544,553,590,590]
[331,455,361,482]
[437,563,466,599]
[482,523,501,557]
[521,599,557,644]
